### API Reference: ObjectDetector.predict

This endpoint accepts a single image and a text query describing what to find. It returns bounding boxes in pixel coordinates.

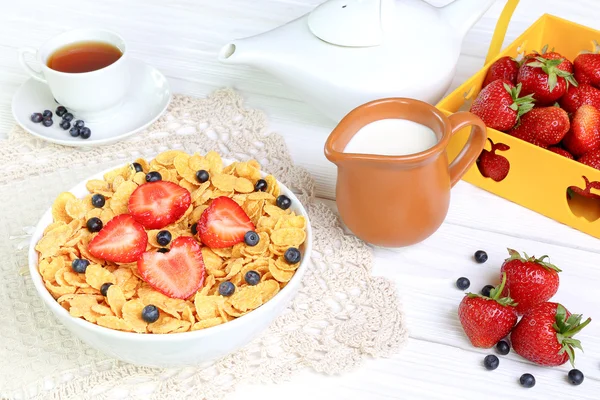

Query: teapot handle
[447,112,487,187]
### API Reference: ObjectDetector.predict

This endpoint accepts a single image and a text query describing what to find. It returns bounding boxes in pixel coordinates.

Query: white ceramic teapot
[218,0,498,122]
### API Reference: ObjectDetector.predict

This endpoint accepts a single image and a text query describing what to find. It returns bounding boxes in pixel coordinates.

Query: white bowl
[27,161,313,368]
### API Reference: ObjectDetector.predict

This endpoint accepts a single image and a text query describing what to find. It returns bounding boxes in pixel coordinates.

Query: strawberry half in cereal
[35,151,308,334]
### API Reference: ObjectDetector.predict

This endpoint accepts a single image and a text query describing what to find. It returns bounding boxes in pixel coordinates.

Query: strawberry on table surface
[198,196,255,248]
[507,106,570,148]
[562,104,600,157]
[88,214,148,263]
[138,236,206,299]
[458,272,518,348]
[128,181,192,229]
[476,138,510,182]
[469,80,534,132]
[548,146,574,159]
[482,56,520,88]
[511,302,591,367]
[574,53,600,87]
[500,249,561,315]
[559,84,600,114]
[517,52,577,105]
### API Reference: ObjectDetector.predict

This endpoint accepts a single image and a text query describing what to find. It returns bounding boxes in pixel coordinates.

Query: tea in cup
[18,29,130,118]
[324,97,487,247]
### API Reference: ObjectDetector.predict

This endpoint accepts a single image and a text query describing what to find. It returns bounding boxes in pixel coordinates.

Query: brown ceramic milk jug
[324,98,487,247]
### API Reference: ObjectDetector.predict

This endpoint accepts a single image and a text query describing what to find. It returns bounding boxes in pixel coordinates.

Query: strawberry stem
[504,82,535,119]
[553,304,592,367]
[526,57,578,91]
[505,248,562,273]
[466,272,518,307]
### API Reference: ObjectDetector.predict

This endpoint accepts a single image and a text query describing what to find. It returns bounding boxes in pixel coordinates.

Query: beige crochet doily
[0,88,408,400]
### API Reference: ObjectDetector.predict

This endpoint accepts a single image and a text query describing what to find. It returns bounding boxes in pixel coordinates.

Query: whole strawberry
[507,106,570,147]
[458,272,518,348]
[500,249,561,315]
[574,53,600,87]
[578,147,600,170]
[562,105,600,157]
[470,80,534,131]
[517,53,577,105]
[511,302,591,367]
[476,138,510,181]
[559,84,600,114]
[482,56,520,88]
[548,146,574,160]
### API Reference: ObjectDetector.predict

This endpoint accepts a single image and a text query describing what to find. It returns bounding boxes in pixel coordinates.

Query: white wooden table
[2,0,600,399]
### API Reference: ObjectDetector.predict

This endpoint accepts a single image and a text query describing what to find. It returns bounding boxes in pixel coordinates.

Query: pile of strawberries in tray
[457,249,591,389]
[470,46,600,177]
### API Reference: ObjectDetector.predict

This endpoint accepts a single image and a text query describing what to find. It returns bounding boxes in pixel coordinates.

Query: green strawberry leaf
[553,304,592,367]
[465,272,518,307]
[505,249,562,272]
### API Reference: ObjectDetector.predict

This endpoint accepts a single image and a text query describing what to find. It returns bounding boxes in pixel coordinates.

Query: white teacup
[18,29,130,119]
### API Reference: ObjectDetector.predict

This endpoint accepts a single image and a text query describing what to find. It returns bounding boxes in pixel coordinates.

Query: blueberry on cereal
[71,258,90,273]
[254,179,267,192]
[142,305,160,323]
[91,194,105,208]
[132,162,143,173]
[86,217,103,233]
[244,231,259,246]
[276,195,291,210]
[219,281,235,296]
[244,270,260,286]
[156,230,172,246]
[157,248,169,253]
[284,247,301,264]
[100,282,113,296]
[191,222,198,235]
[195,169,209,183]
[145,171,162,182]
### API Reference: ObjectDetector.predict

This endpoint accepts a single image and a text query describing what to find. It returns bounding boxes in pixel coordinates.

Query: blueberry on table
[55,106,67,117]
[284,247,301,264]
[74,119,85,128]
[42,110,52,118]
[100,282,113,296]
[91,194,105,208]
[495,340,510,355]
[59,120,71,130]
[71,258,90,273]
[483,354,499,371]
[244,270,261,286]
[481,285,494,297]
[62,112,74,122]
[132,162,143,173]
[145,171,162,182]
[42,118,53,127]
[157,248,169,253]
[568,369,584,385]
[30,113,43,123]
[80,127,91,139]
[456,277,470,290]
[195,169,209,183]
[276,195,292,210]
[244,231,260,246]
[474,250,488,263]
[69,127,80,137]
[86,217,103,232]
[191,222,198,235]
[519,373,535,388]
[219,281,235,296]
[141,305,160,323]
[254,179,267,192]
[156,230,172,246]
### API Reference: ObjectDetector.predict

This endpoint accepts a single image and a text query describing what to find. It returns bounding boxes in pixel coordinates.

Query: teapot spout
[439,0,497,40]
[218,40,255,66]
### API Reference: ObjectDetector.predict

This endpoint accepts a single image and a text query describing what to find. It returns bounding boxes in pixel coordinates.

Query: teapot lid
[307,0,390,47]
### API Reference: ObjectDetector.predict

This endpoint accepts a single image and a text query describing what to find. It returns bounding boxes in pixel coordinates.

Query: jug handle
[447,112,488,187]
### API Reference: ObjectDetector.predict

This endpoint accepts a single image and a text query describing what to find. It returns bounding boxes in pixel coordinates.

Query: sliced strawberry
[198,196,255,248]
[137,236,206,299]
[88,214,148,263]
[128,181,191,229]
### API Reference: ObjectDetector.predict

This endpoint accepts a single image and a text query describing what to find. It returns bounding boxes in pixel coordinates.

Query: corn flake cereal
[35,151,307,334]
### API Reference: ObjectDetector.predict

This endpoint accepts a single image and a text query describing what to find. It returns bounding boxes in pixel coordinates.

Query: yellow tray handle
[484,0,520,64]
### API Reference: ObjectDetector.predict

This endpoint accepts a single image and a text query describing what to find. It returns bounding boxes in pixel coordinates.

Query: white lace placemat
[0,88,408,400]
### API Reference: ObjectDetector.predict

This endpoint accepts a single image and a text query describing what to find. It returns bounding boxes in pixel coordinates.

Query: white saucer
[12,59,171,147]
